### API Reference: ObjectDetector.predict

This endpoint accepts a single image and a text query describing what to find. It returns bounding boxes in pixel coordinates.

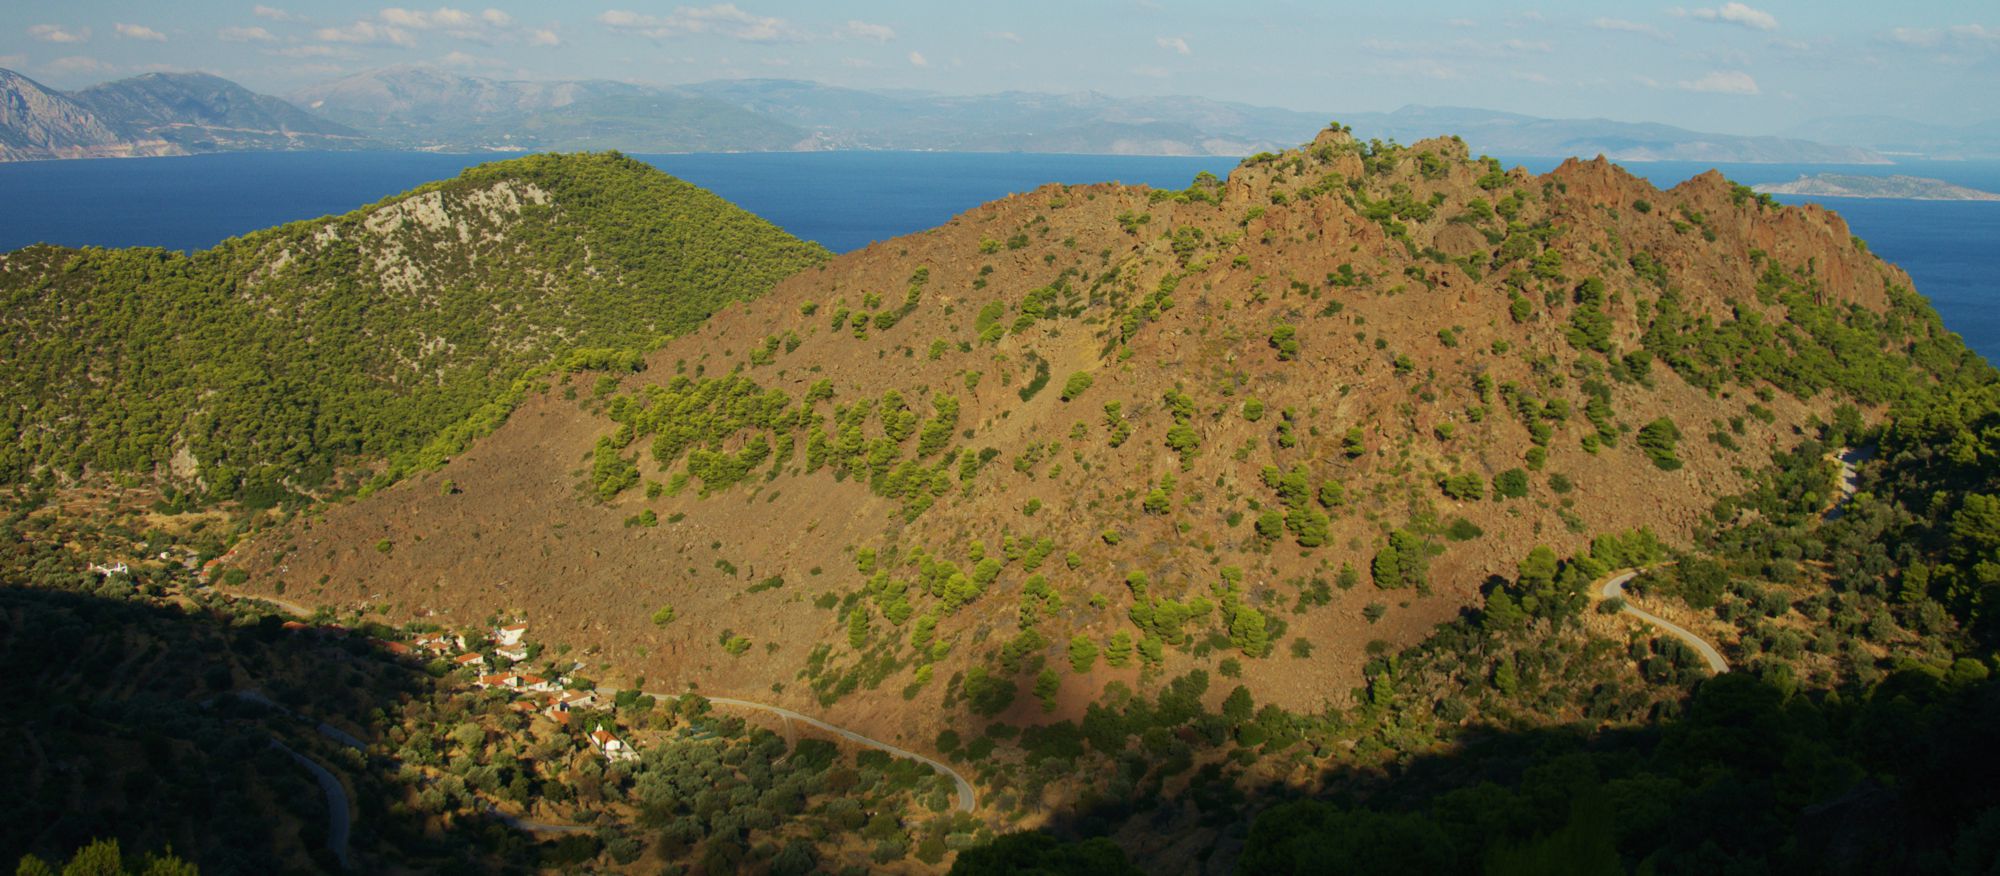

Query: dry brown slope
[233,126,1934,748]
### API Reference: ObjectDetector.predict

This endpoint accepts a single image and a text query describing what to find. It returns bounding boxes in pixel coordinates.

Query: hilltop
[0,152,828,502]
[224,125,1971,755]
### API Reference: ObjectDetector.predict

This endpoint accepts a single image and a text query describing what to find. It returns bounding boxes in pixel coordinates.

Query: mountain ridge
[219,127,1966,745]
[0,67,372,161]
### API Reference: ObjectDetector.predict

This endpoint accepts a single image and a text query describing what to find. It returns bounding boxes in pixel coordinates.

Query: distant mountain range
[0,68,368,161]
[2,64,1982,164]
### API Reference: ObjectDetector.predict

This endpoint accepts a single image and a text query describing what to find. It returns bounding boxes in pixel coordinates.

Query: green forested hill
[0,152,827,502]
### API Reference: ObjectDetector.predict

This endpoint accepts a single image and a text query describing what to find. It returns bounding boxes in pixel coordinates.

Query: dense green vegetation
[0,152,827,503]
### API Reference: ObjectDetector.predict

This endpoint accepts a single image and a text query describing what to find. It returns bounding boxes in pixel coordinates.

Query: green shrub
[1060,371,1094,402]
[1638,417,1684,470]
[1269,324,1300,360]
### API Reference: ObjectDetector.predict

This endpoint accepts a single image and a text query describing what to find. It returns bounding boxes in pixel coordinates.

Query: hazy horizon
[4,1,1997,139]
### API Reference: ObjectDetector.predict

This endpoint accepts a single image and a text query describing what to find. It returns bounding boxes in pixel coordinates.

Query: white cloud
[841,20,895,42]
[840,56,875,68]
[28,25,90,44]
[1131,65,1169,78]
[314,21,416,47]
[1501,39,1552,53]
[907,50,929,67]
[1678,70,1759,93]
[1446,18,1476,28]
[265,44,352,59]
[1593,17,1670,40]
[378,7,520,42]
[219,26,278,42]
[1889,27,1936,47]
[1673,3,1778,32]
[381,8,470,29]
[989,31,1021,43]
[0,54,26,68]
[253,6,302,22]
[115,23,166,42]
[1156,35,1191,55]
[598,5,792,42]
[1512,70,1554,84]
[529,28,560,46]
[1893,23,2000,50]
[42,55,114,75]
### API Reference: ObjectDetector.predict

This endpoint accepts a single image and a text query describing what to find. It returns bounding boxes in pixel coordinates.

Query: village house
[492,623,529,647]
[543,689,598,725]
[495,642,530,662]
[590,724,636,762]
[413,632,463,654]
[476,672,522,690]
[453,652,487,670]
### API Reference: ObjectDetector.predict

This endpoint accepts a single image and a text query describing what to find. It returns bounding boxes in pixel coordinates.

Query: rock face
[0,68,177,161]
[0,67,369,162]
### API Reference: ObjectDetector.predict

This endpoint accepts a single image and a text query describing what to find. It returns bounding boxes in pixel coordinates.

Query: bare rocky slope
[230,126,1962,763]
[0,68,369,161]
[0,68,175,161]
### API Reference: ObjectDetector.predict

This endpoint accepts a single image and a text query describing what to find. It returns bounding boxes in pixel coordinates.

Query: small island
[1753,173,2000,201]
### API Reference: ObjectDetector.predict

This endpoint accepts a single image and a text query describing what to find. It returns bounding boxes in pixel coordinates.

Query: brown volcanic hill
[229,127,1960,754]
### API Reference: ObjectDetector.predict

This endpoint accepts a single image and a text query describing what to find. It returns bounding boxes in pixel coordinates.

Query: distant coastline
[1753,173,2000,201]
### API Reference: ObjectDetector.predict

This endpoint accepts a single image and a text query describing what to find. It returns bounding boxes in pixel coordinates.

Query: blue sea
[0,149,1994,363]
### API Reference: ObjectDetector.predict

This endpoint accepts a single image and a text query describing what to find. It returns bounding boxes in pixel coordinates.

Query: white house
[493,623,529,647]
[590,724,636,761]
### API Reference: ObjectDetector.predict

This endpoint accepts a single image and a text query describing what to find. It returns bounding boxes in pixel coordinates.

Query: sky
[2,1,1996,135]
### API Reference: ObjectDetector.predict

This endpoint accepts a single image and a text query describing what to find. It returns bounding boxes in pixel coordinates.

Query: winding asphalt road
[673,695,977,814]
[271,738,352,870]
[1599,569,1728,674]
[1595,447,1870,676]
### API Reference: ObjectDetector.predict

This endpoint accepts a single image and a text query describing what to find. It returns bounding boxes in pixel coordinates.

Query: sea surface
[0,149,1994,363]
